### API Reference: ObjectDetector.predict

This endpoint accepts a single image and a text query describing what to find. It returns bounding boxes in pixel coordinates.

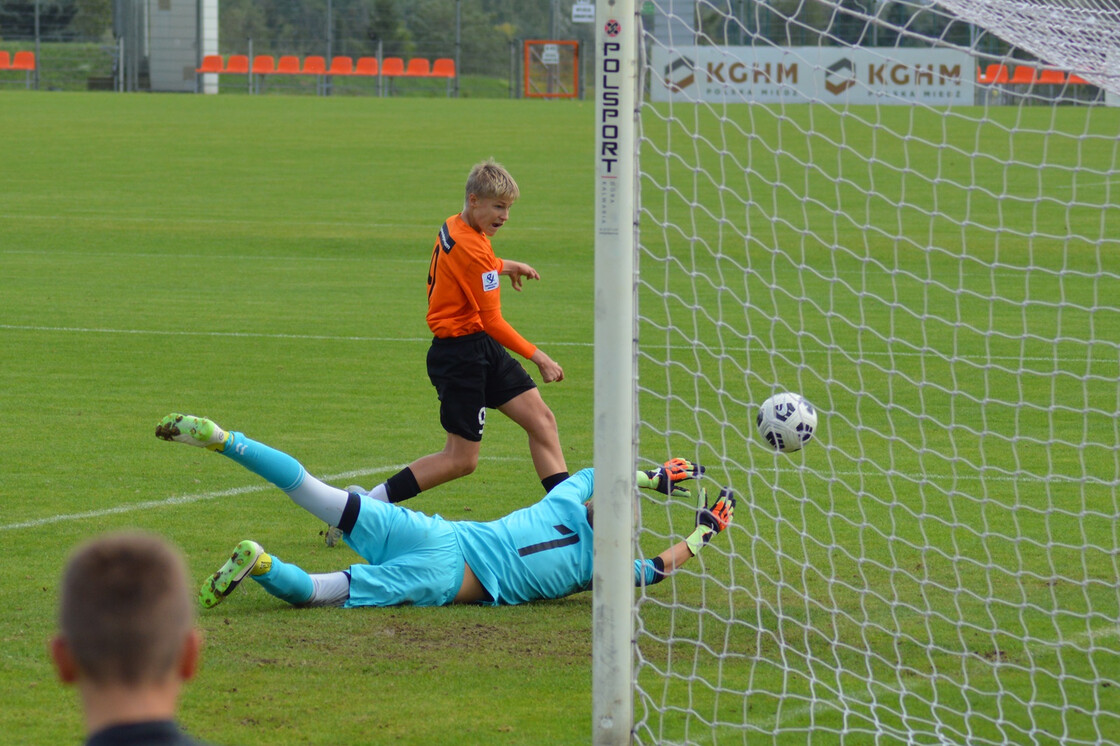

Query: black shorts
[426,332,537,442]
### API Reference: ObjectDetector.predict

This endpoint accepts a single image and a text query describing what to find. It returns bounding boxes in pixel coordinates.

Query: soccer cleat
[156,413,230,451]
[322,524,344,548]
[322,484,367,547]
[199,540,268,609]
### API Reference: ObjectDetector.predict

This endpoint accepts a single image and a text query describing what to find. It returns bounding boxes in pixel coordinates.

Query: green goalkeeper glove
[636,458,704,498]
[685,486,736,556]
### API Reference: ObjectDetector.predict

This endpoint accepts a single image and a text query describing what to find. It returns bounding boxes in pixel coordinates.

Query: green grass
[0,91,597,745]
[2,90,1118,745]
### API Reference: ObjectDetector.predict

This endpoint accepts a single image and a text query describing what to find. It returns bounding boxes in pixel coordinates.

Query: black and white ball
[756,392,818,453]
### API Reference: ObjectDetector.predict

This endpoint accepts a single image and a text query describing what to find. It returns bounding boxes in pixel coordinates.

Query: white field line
[0,213,406,229]
[2,324,1110,366]
[0,324,592,346]
[1,458,523,533]
[0,213,555,231]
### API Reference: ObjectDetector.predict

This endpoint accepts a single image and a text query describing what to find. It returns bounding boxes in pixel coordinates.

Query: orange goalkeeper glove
[636,458,704,497]
[685,487,735,556]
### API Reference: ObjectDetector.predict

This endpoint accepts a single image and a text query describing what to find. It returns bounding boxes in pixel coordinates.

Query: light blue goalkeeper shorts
[341,495,466,608]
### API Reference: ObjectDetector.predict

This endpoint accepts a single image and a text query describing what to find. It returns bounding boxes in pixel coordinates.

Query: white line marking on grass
[0,213,404,229]
[0,324,593,346]
[3,325,1110,364]
[2,248,425,263]
[0,214,555,232]
[1,459,524,532]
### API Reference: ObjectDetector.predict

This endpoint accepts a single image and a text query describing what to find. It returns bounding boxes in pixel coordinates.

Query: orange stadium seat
[1010,66,1038,84]
[195,54,224,74]
[1036,69,1066,85]
[225,54,250,74]
[978,64,1009,84]
[1068,73,1090,85]
[10,50,35,71]
[380,57,404,76]
[275,55,300,74]
[302,56,327,75]
[328,56,353,76]
[405,58,431,77]
[353,57,378,76]
[431,58,456,78]
[0,51,10,70]
[252,55,276,75]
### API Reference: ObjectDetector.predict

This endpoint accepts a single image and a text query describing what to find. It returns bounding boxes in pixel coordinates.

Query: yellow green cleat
[199,540,269,608]
[155,413,230,451]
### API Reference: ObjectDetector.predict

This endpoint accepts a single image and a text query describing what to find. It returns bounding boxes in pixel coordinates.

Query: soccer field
[1,91,1118,744]
[0,91,598,745]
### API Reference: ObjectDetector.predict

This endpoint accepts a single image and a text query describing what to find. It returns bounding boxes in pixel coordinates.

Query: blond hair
[464,157,520,206]
[58,532,195,685]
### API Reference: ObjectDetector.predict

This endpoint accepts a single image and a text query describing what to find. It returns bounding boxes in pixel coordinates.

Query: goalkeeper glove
[636,458,705,497]
[685,486,736,556]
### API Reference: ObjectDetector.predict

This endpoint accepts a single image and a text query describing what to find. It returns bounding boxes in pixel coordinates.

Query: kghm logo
[825,58,856,95]
[664,56,696,92]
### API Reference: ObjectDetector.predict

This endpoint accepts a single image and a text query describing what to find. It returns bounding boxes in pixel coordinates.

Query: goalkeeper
[156,413,735,609]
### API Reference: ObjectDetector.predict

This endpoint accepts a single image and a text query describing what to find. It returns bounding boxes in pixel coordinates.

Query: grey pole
[33,0,40,89]
[326,0,333,95]
[454,0,461,98]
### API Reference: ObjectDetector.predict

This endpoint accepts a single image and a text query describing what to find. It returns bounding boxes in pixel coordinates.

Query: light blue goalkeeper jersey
[452,467,597,605]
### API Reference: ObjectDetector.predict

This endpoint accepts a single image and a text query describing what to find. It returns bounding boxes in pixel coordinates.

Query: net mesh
[630,1,1120,743]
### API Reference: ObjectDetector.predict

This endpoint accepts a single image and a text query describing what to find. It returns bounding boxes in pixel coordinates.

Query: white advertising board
[651,46,974,105]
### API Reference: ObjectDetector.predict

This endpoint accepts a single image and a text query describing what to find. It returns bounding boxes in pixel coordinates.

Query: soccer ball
[756,392,818,453]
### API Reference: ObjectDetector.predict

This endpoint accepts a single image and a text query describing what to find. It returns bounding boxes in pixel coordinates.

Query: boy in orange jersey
[360,158,569,506]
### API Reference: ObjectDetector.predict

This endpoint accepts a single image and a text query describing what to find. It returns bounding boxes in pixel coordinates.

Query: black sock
[541,471,570,493]
[385,467,422,503]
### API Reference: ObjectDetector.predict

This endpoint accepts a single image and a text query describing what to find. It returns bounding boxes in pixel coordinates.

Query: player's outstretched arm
[684,486,735,557]
[635,485,735,586]
[499,259,540,291]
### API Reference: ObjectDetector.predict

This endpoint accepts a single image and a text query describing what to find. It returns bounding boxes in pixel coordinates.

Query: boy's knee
[442,447,479,478]
[453,454,479,478]
[527,407,558,437]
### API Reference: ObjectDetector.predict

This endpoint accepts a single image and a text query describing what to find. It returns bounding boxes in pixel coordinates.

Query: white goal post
[592,1,638,744]
[594,0,1120,744]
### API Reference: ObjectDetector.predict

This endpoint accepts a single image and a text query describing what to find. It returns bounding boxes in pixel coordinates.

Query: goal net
[523,39,581,98]
[594,0,1120,743]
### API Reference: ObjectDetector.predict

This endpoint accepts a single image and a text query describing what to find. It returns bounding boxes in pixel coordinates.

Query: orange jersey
[426,214,537,359]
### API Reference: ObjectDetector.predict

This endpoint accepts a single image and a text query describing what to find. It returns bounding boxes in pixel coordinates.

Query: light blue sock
[252,555,314,605]
[218,431,347,526]
[220,432,306,492]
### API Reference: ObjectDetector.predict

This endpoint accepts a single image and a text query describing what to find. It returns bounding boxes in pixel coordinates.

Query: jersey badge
[482,270,500,291]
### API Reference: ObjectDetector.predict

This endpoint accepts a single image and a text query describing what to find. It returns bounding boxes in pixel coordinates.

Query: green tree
[69,0,112,41]
[219,0,270,51]
[367,0,411,54]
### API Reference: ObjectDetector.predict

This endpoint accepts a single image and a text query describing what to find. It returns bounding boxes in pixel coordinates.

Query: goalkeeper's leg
[200,539,350,608]
[156,413,349,527]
